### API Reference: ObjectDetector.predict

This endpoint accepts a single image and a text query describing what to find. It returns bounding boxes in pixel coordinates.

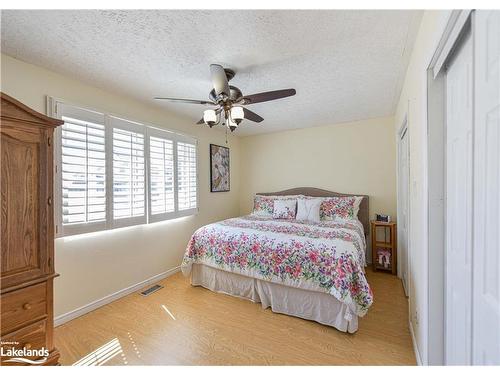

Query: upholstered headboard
[257,187,370,235]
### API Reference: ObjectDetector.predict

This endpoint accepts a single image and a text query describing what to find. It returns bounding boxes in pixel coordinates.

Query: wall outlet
[414,310,419,326]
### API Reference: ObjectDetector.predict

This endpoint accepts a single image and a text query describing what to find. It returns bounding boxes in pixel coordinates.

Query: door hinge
[48,137,52,147]
[48,257,52,268]
[47,197,52,206]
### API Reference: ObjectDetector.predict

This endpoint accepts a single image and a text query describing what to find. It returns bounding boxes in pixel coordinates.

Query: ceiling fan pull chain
[225,127,228,144]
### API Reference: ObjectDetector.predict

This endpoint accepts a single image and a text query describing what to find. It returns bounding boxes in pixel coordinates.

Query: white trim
[149,208,198,224]
[54,266,181,327]
[104,115,113,231]
[431,10,473,78]
[396,114,410,298]
[174,140,179,213]
[410,320,423,366]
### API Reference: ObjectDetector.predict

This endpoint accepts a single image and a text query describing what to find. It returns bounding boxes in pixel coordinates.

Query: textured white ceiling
[1,10,422,136]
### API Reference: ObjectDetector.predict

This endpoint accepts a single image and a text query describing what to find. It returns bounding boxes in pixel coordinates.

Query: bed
[181,188,373,333]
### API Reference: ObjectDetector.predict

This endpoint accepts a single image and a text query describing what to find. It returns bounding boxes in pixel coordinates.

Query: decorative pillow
[320,196,364,220]
[252,195,274,217]
[252,195,301,217]
[296,197,322,222]
[273,199,297,219]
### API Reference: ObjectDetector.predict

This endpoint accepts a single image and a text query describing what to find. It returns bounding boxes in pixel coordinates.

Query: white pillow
[296,197,322,222]
[353,196,364,218]
[272,199,297,219]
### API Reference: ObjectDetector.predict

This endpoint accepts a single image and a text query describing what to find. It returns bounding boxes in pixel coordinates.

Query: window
[147,128,198,223]
[57,105,107,236]
[149,135,175,217]
[110,117,146,228]
[51,99,198,237]
[177,142,197,211]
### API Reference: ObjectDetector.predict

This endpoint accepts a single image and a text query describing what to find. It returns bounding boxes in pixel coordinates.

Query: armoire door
[0,122,51,288]
[445,29,473,365]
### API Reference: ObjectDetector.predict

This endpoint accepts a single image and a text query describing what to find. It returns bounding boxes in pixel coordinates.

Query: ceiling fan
[154,64,296,132]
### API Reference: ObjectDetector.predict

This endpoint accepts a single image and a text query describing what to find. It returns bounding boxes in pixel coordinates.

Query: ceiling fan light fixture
[230,106,244,125]
[227,116,238,132]
[203,109,218,126]
[154,64,296,130]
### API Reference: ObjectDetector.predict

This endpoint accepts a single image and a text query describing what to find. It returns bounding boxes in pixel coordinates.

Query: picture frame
[210,144,230,192]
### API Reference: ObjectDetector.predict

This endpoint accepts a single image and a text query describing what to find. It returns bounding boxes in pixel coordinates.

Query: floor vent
[140,284,163,296]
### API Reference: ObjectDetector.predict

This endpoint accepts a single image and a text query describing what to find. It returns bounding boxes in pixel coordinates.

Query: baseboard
[54,266,180,327]
[409,319,423,365]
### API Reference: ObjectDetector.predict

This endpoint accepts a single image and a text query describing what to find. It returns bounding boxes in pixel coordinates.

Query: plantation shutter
[148,128,176,222]
[57,104,107,236]
[52,98,199,237]
[110,117,146,227]
[177,141,197,211]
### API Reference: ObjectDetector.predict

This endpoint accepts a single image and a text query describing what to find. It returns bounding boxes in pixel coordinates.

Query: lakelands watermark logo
[1,341,49,364]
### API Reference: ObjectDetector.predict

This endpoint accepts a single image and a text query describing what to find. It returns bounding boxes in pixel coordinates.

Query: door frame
[397,115,410,298]
[426,9,473,365]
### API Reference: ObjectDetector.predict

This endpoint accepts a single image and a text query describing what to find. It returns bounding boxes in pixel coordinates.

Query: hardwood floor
[55,269,416,365]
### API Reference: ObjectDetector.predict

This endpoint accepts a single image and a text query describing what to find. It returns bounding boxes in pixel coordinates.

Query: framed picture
[210,144,230,192]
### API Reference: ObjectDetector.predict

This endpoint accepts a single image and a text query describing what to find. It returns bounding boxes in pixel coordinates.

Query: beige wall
[393,10,451,365]
[1,54,241,318]
[239,116,397,222]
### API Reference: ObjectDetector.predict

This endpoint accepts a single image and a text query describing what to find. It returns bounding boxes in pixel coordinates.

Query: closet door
[472,10,500,365]
[445,30,473,365]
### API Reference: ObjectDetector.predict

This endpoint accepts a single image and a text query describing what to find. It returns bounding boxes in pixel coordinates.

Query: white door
[398,126,409,296]
[445,30,473,365]
[472,10,500,365]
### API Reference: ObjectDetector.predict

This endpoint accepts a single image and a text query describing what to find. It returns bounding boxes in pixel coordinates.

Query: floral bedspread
[181,215,373,317]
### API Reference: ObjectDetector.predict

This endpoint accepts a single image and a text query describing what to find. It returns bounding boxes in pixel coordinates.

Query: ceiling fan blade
[154,97,214,105]
[241,89,296,105]
[243,108,264,123]
[210,64,230,97]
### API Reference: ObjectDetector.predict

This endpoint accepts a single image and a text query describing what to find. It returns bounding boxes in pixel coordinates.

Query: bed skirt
[190,263,358,333]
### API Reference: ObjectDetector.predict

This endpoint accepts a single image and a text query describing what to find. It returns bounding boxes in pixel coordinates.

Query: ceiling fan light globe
[230,106,244,121]
[203,109,217,125]
[227,116,238,129]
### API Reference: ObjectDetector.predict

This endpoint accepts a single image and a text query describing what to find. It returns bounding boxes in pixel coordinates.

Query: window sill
[56,209,199,239]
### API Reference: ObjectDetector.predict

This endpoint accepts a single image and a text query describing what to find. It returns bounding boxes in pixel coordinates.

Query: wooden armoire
[0,93,62,365]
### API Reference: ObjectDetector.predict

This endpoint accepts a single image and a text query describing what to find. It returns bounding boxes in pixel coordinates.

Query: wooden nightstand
[371,221,397,274]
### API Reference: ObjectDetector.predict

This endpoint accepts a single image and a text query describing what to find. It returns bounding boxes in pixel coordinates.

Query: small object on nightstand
[371,220,397,274]
[375,214,391,222]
